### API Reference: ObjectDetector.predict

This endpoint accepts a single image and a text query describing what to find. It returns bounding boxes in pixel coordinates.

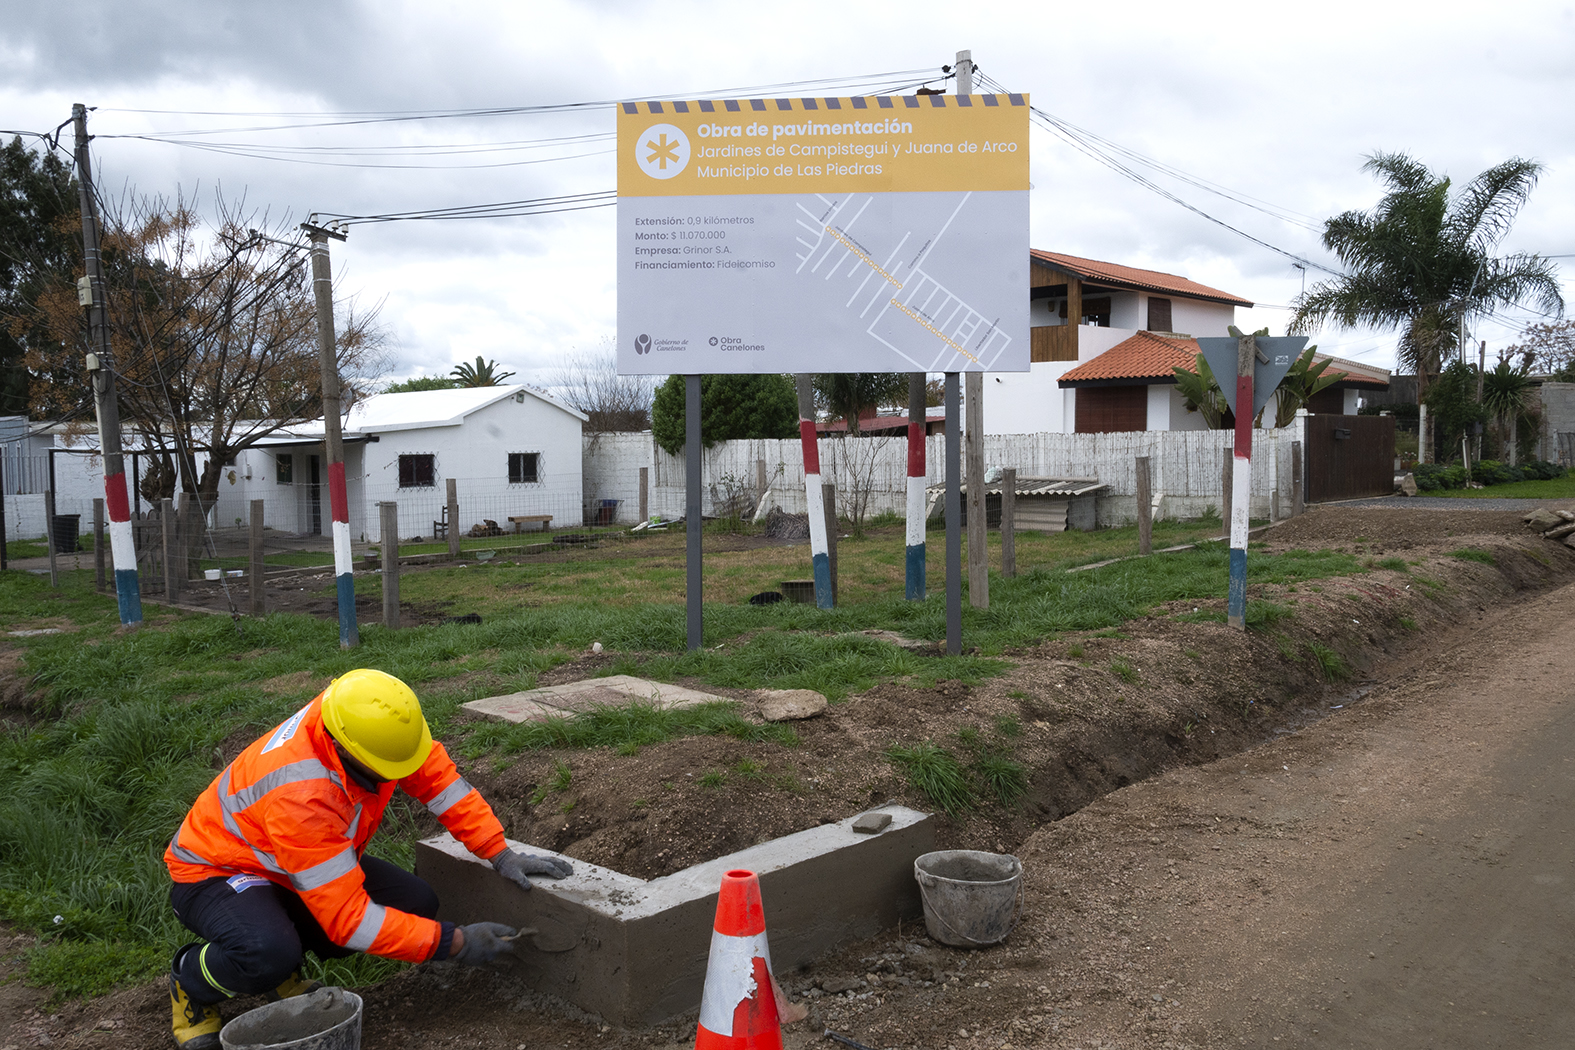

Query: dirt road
[940,571,1575,1049]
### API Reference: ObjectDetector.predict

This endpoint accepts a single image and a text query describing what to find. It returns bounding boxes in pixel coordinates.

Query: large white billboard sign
[617,94,1030,374]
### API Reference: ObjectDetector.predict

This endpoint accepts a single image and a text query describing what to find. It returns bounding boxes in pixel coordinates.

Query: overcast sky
[4,0,1572,387]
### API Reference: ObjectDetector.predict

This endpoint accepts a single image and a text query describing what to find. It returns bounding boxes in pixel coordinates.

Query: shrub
[1521,460,1567,481]
[1471,459,1513,486]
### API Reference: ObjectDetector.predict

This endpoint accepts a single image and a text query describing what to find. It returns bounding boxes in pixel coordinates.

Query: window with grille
[276,454,293,484]
[508,452,541,484]
[398,454,436,488]
[1147,297,1173,332]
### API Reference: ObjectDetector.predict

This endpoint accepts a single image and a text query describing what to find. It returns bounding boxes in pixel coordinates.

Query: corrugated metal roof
[345,384,587,432]
[930,477,1107,497]
[1031,250,1255,307]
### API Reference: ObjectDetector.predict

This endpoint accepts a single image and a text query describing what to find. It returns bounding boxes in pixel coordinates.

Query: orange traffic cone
[694,869,802,1050]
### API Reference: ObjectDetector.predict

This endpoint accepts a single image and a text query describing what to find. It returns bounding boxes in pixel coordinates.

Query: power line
[97,69,944,138]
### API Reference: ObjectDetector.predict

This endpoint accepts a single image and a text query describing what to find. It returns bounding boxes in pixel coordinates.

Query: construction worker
[163,669,571,1049]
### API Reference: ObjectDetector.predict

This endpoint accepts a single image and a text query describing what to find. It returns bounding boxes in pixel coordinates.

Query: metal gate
[1305,414,1396,502]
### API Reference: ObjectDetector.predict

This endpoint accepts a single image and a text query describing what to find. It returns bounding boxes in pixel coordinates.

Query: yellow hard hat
[320,669,433,781]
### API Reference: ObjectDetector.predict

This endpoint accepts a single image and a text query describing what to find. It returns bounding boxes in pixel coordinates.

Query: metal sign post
[616,84,1028,653]
[1195,332,1308,629]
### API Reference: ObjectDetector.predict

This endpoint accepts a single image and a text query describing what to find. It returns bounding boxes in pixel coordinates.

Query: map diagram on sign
[792,190,1013,372]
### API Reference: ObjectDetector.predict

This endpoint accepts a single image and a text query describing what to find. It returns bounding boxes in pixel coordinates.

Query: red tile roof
[1031,250,1254,307]
[1059,331,1200,385]
[1058,332,1391,389]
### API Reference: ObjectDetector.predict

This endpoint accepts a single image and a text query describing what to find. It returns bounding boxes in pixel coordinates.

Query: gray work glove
[491,848,574,891]
[451,922,517,967]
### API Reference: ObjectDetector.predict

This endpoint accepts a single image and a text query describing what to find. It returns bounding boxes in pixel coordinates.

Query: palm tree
[450,356,515,387]
[1289,152,1563,459]
[1481,360,1533,465]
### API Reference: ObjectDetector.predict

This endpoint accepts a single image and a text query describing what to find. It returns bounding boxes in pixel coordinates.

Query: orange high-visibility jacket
[164,694,507,963]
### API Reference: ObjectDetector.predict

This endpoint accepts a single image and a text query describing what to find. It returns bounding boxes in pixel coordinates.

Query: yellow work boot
[263,971,322,1002]
[169,975,222,1050]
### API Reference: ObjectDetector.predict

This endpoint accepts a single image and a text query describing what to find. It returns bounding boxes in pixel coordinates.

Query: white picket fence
[583,418,1308,527]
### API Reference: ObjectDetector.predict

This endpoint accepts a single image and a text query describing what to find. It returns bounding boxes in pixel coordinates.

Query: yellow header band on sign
[618,94,1029,197]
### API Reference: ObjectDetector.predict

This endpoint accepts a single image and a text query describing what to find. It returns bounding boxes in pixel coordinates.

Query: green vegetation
[1305,642,1350,681]
[886,743,975,817]
[1448,548,1497,565]
[0,512,1383,1001]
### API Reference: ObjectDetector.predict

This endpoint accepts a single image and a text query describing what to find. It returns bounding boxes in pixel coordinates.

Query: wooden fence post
[162,498,177,600]
[755,458,767,505]
[1000,467,1017,578]
[638,466,649,523]
[93,498,105,592]
[1136,456,1152,555]
[822,482,838,606]
[1220,447,1233,536]
[45,489,56,588]
[446,479,460,560]
[1291,440,1304,516]
[381,501,401,629]
[249,500,265,617]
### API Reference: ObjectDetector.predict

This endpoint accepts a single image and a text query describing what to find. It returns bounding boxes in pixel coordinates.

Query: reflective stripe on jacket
[164,693,507,963]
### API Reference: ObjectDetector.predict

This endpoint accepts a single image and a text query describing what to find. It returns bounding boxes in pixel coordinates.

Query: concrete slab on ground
[463,675,727,723]
[414,804,934,1024]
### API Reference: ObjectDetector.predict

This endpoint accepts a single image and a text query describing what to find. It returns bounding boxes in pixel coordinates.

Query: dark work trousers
[170,857,439,1005]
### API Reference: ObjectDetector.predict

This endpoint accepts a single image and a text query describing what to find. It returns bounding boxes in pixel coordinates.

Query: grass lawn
[1429,476,1575,499]
[0,511,1367,999]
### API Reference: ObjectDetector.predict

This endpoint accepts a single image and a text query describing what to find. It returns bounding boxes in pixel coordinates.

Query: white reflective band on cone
[698,929,773,1036]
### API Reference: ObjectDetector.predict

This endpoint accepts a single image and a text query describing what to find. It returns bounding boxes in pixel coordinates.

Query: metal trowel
[498,916,581,953]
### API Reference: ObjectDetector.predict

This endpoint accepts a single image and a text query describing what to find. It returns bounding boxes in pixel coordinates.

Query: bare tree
[28,189,390,509]
[548,338,655,432]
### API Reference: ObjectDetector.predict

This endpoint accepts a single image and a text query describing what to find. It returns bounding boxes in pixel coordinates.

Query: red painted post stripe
[103,472,131,522]
[798,420,820,475]
[1233,376,1253,462]
[327,461,350,523]
[907,422,925,477]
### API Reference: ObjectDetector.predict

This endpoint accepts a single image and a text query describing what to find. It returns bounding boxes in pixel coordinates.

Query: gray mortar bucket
[219,987,363,1050]
[913,850,1023,948]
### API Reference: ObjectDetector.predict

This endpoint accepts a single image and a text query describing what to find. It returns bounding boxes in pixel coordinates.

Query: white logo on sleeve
[636,124,689,179]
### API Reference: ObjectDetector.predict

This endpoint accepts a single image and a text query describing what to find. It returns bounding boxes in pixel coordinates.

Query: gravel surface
[1332,495,1567,511]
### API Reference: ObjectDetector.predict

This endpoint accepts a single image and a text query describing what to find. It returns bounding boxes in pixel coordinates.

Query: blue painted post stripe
[336,574,356,646]
[1228,548,1248,624]
[811,553,833,610]
[905,544,926,602]
[114,568,140,622]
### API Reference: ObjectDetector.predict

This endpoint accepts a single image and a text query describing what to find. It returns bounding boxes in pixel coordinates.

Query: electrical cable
[98,68,942,137]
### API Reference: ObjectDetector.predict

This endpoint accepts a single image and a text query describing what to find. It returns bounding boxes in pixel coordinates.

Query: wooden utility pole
[74,103,141,624]
[300,218,358,647]
[957,49,988,611]
[822,482,839,605]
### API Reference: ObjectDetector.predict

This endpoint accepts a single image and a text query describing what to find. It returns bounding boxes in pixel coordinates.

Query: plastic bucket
[205,569,222,581]
[913,850,1023,948]
[219,987,362,1050]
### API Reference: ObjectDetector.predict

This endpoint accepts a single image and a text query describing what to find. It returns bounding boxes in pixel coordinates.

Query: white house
[212,385,588,542]
[985,250,1253,434]
[984,250,1388,433]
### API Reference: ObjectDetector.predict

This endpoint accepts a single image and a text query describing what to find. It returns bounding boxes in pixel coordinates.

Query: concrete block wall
[415,806,935,1025]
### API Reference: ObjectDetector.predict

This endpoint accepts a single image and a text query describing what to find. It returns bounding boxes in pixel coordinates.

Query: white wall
[1169,298,1236,338]
[986,324,1151,435]
[583,420,1307,527]
[1146,384,1172,430]
[360,396,583,542]
[1108,291,1142,329]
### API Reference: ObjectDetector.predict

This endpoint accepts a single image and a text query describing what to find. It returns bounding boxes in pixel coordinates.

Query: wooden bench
[508,514,553,533]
